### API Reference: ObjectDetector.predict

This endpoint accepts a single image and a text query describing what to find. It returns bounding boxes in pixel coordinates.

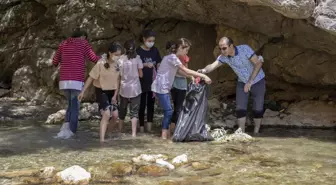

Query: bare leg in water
[100,110,110,143]
[131,118,137,137]
[107,110,119,138]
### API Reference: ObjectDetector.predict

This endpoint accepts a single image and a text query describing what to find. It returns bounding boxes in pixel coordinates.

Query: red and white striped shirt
[52,37,101,90]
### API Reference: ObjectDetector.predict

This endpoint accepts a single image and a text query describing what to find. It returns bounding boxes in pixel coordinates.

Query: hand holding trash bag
[172,80,213,142]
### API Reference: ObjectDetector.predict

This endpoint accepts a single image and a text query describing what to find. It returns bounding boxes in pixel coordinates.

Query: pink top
[119,55,144,98]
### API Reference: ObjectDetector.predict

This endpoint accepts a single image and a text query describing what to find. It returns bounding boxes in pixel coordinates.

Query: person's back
[52,28,101,137]
[119,54,143,98]
[54,37,101,89]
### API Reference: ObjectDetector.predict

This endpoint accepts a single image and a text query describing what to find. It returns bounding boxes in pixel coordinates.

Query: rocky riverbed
[0,97,335,185]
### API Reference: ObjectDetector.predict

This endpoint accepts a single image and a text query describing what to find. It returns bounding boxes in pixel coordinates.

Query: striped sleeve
[52,44,62,66]
[84,41,101,63]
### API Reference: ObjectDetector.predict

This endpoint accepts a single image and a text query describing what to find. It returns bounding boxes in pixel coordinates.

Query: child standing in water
[170,39,194,134]
[136,29,162,133]
[118,40,144,137]
[152,38,212,139]
[78,42,122,143]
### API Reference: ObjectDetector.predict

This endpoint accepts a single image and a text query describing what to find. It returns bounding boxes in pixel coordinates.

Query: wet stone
[108,162,133,176]
[136,165,169,177]
[191,162,211,171]
[159,180,180,185]
[199,168,223,177]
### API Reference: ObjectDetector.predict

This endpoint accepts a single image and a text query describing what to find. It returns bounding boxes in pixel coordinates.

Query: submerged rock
[191,162,211,171]
[108,162,133,176]
[136,165,169,177]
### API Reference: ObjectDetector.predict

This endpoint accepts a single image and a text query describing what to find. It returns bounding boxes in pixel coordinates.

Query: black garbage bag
[172,80,214,142]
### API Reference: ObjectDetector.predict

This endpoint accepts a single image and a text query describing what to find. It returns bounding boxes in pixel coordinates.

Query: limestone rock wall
[1,0,336,105]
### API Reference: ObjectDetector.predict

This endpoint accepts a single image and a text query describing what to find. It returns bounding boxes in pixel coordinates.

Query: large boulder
[283,100,336,127]
[313,0,336,34]
[236,0,315,19]
[1,0,336,107]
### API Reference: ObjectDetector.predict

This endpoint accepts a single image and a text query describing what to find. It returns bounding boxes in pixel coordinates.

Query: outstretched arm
[178,65,212,84]
[200,60,223,74]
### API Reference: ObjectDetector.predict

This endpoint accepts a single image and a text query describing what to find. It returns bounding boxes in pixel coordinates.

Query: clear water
[0,119,335,185]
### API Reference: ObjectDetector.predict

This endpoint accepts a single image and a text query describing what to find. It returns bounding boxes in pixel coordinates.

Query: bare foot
[100,140,107,144]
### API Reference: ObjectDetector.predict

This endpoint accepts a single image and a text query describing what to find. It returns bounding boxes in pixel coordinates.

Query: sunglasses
[219,47,228,51]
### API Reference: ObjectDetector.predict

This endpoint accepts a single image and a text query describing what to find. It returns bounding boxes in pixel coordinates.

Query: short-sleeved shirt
[119,55,144,98]
[89,58,120,90]
[151,54,182,94]
[217,45,265,84]
[136,46,162,92]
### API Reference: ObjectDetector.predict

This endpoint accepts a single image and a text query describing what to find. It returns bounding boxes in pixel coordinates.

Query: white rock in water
[210,127,253,143]
[39,166,56,179]
[56,165,91,184]
[45,109,66,124]
[132,154,167,163]
[156,159,175,170]
[172,154,188,164]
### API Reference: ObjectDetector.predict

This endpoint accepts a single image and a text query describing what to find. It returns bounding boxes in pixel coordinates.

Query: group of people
[52,28,266,142]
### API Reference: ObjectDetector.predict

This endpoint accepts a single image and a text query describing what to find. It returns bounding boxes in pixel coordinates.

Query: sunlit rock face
[0,0,335,106]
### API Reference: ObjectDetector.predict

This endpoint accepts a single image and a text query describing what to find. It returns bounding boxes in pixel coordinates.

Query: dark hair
[71,28,88,39]
[105,41,122,69]
[226,37,233,46]
[124,39,137,59]
[139,29,156,43]
[166,38,192,54]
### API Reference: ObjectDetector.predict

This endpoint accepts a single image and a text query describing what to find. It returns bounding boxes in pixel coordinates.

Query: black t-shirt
[136,46,162,92]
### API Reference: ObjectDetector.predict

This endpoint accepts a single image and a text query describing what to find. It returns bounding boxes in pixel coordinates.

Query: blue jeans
[156,93,173,129]
[64,89,80,133]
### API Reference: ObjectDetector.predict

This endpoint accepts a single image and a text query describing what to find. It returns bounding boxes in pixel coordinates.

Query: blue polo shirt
[217,45,265,84]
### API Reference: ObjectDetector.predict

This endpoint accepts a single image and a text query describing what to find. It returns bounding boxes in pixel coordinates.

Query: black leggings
[139,91,155,127]
[171,88,187,124]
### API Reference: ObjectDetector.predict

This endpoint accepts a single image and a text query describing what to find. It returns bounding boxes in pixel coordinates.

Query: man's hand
[244,82,252,93]
[197,69,206,74]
